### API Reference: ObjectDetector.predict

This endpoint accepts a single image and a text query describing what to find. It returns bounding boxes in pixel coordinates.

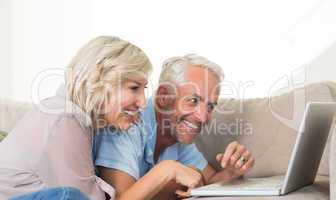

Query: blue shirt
[93,99,208,180]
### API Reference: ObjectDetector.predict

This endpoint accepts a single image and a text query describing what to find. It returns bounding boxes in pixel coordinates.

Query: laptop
[191,102,336,196]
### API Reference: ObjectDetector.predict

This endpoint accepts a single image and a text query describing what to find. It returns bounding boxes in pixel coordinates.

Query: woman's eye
[130,86,140,91]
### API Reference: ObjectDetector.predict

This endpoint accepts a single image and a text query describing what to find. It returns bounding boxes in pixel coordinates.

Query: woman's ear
[155,84,176,109]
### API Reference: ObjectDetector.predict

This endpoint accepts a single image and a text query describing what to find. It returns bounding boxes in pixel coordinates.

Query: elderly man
[93,54,255,199]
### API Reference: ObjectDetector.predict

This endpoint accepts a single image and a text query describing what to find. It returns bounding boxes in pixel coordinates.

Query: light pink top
[0,85,115,199]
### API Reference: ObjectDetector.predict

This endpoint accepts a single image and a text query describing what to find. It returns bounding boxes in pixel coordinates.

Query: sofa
[1,81,336,200]
[190,81,336,200]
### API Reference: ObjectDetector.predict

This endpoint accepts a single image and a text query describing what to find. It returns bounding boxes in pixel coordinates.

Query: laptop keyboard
[199,175,284,191]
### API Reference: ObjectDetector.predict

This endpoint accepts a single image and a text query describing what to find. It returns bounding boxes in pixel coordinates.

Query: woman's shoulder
[35,96,92,132]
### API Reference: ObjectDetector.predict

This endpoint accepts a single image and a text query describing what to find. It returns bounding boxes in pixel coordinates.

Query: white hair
[159,54,224,85]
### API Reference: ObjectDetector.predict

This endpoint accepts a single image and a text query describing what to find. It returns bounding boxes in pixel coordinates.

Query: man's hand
[174,166,204,198]
[216,141,255,179]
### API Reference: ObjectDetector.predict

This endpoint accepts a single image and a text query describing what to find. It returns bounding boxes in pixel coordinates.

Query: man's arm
[202,141,255,184]
[98,164,177,200]
[98,167,136,196]
[149,141,255,199]
[145,142,210,200]
[201,164,237,184]
[134,164,214,200]
[98,160,204,200]
[151,181,184,200]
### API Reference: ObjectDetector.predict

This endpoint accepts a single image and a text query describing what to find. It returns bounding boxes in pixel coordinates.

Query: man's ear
[155,84,176,109]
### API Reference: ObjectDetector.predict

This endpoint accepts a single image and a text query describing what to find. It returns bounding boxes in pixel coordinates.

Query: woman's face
[103,78,148,130]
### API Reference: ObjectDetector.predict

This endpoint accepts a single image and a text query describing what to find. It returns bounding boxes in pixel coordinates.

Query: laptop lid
[281,102,336,195]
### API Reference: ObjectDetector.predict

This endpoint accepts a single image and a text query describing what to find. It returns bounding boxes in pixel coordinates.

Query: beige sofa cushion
[0,130,7,141]
[0,99,31,133]
[196,82,336,177]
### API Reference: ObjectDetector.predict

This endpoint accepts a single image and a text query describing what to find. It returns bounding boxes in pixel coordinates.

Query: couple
[0,36,255,200]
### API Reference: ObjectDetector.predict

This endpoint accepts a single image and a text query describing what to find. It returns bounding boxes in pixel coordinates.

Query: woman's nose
[136,90,147,109]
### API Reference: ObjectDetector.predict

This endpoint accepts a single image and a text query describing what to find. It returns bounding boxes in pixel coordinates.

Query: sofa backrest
[1,82,336,177]
[196,82,336,177]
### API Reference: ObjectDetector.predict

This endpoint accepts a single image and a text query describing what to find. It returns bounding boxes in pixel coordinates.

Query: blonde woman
[0,36,203,200]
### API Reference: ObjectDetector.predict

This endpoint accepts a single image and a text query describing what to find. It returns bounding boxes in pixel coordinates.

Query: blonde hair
[66,36,152,125]
[159,54,224,84]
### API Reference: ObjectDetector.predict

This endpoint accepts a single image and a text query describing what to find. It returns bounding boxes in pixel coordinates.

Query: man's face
[159,65,220,144]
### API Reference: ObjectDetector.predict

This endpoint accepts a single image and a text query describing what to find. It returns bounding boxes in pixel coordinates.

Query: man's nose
[193,103,208,123]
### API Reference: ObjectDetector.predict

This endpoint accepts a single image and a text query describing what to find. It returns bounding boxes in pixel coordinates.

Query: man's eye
[190,98,199,105]
[207,103,215,111]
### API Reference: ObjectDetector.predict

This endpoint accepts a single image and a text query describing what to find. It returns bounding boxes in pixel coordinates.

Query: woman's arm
[38,116,109,200]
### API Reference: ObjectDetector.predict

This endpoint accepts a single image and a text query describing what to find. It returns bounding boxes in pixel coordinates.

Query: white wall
[0,0,13,99]
[1,0,336,102]
[307,42,336,84]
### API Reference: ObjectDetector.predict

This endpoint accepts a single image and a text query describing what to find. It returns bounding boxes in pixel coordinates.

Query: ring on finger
[238,156,247,165]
